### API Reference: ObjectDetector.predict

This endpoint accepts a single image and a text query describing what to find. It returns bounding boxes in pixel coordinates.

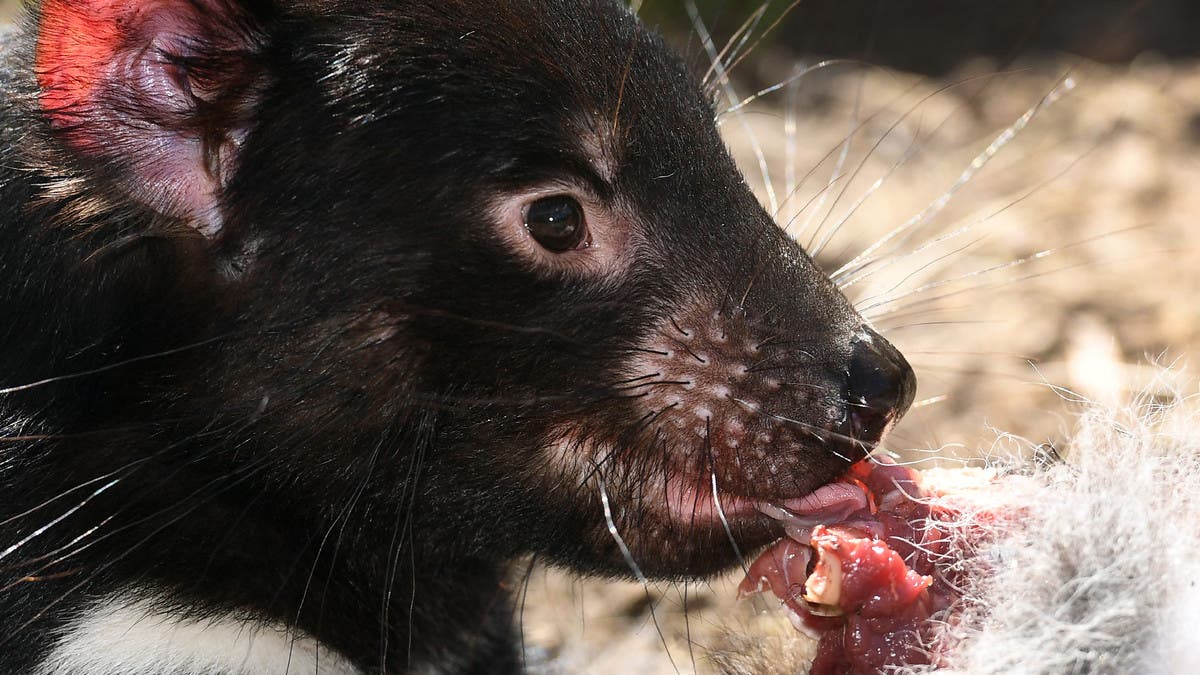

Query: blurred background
[3,0,1196,672]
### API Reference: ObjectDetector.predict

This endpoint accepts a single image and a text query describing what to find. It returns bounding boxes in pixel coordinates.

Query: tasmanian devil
[0,1,916,673]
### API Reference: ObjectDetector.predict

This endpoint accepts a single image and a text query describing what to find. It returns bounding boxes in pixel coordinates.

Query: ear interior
[36,0,269,236]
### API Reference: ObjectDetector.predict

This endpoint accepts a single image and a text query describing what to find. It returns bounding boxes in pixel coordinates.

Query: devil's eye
[525,196,588,252]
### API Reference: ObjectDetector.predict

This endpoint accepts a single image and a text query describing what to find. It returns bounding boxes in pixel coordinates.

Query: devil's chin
[561,469,829,579]
[576,514,781,580]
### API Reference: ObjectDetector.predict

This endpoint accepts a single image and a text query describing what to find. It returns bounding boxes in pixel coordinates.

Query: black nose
[843,327,917,444]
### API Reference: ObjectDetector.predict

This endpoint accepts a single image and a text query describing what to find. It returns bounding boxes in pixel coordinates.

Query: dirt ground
[3,2,1197,673]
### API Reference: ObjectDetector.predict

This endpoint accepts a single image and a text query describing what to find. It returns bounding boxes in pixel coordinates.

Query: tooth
[803,541,843,608]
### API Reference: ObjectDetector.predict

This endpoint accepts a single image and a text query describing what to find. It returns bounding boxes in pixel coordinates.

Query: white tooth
[803,547,843,608]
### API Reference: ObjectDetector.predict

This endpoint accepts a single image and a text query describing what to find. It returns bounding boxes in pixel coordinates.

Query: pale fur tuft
[39,590,363,675]
[923,379,1200,675]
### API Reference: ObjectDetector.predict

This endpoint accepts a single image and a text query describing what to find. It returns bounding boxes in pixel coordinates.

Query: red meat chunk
[739,459,978,674]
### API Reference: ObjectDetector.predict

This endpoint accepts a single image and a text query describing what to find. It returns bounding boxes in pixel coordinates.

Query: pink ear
[36,0,267,236]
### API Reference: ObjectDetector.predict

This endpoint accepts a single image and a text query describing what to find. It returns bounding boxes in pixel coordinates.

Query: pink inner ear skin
[36,0,128,142]
[37,1,204,139]
[34,0,239,233]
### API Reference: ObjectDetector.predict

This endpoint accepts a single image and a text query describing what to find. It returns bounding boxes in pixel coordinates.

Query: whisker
[682,582,698,675]
[612,379,691,393]
[687,0,778,213]
[911,395,950,409]
[516,556,538,672]
[1,456,278,645]
[730,398,872,460]
[879,320,998,332]
[806,69,1037,256]
[720,58,851,117]
[860,250,1106,319]
[907,349,1041,361]
[0,334,228,396]
[595,472,680,674]
[830,74,1077,282]
[612,372,662,386]
[713,0,805,91]
[289,438,383,671]
[850,237,986,308]
[0,451,153,529]
[595,470,643,586]
[798,70,862,248]
[746,362,817,374]
[778,79,926,226]
[836,139,1104,290]
[0,479,120,564]
[710,470,747,574]
[670,339,709,364]
[701,2,768,88]
[807,128,923,259]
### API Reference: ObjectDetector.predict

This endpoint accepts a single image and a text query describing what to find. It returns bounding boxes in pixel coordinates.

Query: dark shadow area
[643,0,1198,75]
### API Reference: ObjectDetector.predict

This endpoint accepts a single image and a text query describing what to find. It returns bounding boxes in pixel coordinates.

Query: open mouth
[642,422,880,520]
[735,457,986,674]
[659,462,872,529]
[544,425,891,575]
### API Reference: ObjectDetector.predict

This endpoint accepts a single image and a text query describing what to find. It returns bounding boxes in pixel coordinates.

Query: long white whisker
[831,74,1077,281]
[688,1,779,214]
[837,134,1102,290]
[720,59,850,117]
[596,472,681,674]
[597,473,647,586]
[0,335,228,397]
[864,258,1099,321]
[0,479,120,563]
[851,237,986,309]
[778,78,926,226]
[798,71,862,247]
[859,224,1141,316]
[702,3,769,89]
[711,471,747,573]
[808,126,925,258]
[784,66,800,205]
[807,70,1024,255]
[718,0,805,89]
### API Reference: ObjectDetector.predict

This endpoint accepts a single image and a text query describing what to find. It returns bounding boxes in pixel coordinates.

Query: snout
[841,326,918,445]
[625,299,919,500]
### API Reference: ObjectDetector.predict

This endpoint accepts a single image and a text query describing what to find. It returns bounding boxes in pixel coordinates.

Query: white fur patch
[1143,578,1200,675]
[38,591,363,675]
[937,391,1200,675]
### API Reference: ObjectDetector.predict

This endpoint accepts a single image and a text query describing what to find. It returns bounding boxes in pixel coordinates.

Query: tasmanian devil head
[29,0,916,587]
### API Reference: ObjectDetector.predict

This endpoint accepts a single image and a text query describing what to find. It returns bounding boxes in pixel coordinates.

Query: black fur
[0,2,913,673]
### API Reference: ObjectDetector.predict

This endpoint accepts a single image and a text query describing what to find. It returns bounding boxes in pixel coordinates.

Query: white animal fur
[37,591,363,675]
[715,377,1200,675]
[925,383,1200,675]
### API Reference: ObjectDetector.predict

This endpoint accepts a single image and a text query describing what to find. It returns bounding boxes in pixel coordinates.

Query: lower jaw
[595,518,779,580]
[661,468,856,528]
[662,474,764,524]
[646,467,872,566]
